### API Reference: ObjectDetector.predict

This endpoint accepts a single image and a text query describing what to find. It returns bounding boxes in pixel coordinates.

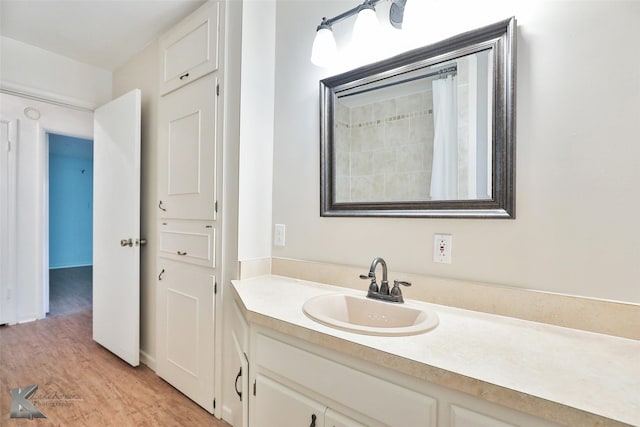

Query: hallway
[48,266,92,317]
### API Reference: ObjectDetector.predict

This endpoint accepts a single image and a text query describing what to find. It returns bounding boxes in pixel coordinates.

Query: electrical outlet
[433,234,452,264]
[274,224,286,247]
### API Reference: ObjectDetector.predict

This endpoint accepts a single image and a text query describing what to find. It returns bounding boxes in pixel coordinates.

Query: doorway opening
[47,133,94,317]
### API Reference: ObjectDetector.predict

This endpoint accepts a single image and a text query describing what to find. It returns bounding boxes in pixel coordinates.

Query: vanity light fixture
[311,0,408,67]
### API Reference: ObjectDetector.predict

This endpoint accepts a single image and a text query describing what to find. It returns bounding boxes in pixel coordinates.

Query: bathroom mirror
[320,17,516,218]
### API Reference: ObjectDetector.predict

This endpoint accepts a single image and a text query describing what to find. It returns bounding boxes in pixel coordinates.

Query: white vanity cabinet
[159,1,220,95]
[236,314,560,427]
[249,331,438,427]
[231,276,626,427]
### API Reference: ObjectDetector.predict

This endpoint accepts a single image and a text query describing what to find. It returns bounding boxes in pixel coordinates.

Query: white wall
[0,36,112,110]
[237,0,276,261]
[0,92,93,323]
[112,40,159,367]
[0,35,110,324]
[271,1,640,303]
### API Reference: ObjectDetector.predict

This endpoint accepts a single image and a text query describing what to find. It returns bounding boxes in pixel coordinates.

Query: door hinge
[214,282,217,294]
[214,200,218,213]
[216,84,220,96]
[213,398,216,410]
[253,380,256,396]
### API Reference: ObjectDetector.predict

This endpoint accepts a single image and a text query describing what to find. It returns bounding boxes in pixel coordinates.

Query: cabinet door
[325,408,367,427]
[158,73,218,220]
[254,374,325,427]
[156,259,215,413]
[450,405,518,427]
[159,1,219,95]
[229,302,249,427]
[256,334,437,427]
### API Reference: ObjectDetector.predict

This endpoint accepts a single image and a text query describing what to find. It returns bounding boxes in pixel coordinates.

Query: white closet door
[158,73,218,220]
[156,259,215,413]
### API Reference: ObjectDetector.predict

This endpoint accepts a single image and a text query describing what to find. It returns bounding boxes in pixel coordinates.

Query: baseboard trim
[139,350,156,371]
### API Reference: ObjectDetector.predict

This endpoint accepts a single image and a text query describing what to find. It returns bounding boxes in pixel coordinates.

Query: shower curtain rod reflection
[340,66,457,99]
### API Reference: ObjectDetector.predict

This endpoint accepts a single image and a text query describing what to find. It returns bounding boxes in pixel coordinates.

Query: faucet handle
[390,280,411,301]
[394,280,411,287]
[360,273,378,293]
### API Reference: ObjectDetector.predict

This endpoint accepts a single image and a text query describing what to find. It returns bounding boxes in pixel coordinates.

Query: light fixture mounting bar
[320,0,384,27]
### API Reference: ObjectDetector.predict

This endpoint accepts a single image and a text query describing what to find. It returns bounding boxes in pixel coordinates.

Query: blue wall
[49,134,94,269]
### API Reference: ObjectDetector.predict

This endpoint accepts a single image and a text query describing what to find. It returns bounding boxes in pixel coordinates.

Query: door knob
[120,238,133,247]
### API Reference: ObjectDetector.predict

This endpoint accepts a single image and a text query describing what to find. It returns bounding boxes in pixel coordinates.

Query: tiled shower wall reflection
[334,91,435,202]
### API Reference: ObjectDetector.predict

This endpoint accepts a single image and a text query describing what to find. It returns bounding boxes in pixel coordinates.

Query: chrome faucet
[360,257,411,303]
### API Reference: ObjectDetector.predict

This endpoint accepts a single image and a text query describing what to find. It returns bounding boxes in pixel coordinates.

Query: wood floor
[0,270,230,426]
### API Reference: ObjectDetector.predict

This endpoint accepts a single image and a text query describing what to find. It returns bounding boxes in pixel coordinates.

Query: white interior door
[92,89,141,366]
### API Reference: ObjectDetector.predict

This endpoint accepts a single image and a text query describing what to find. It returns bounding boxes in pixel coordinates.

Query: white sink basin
[302,293,439,336]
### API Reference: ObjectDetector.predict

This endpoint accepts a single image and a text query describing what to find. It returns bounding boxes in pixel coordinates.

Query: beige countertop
[231,275,640,427]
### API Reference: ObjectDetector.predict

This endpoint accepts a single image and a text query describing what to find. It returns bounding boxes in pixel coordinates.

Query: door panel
[254,374,325,427]
[325,409,368,427]
[450,405,518,427]
[157,259,215,413]
[159,1,219,95]
[92,89,141,366]
[158,73,217,220]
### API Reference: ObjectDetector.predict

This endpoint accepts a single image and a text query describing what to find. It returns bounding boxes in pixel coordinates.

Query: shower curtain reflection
[430,74,458,200]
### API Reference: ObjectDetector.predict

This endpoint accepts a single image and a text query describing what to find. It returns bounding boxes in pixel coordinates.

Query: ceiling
[0,0,206,71]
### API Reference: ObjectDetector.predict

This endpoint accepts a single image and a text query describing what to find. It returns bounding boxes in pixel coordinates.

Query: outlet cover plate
[274,224,286,247]
[433,234,452,264]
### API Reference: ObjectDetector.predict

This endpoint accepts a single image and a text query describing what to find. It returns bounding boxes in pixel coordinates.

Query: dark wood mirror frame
[320,17,516,218]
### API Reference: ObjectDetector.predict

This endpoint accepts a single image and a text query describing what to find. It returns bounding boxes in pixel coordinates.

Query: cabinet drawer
[159,1,219,95]
[159,220,215,267]
[256,334,437,426]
